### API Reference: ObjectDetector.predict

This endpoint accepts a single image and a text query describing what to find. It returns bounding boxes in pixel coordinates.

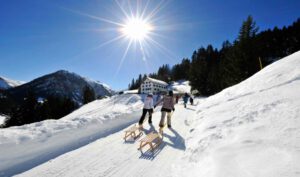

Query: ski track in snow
[15,101,197,177]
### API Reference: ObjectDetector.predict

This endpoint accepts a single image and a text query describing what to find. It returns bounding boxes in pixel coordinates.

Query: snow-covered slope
[13,98,199,177]
[175,51,300,177]
[1,51,299,177]
[0,94,143,176]
[0,77,25,90]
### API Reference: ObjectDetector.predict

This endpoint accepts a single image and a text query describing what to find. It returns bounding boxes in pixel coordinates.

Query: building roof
[144,77,168,86]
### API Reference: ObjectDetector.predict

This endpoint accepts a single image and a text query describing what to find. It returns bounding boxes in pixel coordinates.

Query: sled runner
[124,125,143,141]
[138,131,162,152]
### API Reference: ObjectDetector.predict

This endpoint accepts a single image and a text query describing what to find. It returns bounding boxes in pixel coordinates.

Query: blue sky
[0,0,299,90]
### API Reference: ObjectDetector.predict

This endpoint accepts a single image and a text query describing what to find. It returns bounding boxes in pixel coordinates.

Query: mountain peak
[53,70,78,76]
[6,70,113,105]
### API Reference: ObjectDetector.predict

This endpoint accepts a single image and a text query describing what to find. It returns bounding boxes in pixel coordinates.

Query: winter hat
[147,93,153,97]
[168,90,173,96]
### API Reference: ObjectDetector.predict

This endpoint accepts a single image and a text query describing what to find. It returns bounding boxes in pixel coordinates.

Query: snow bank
[175,51,300,177]
[0,94,143,176]
[0,115,7,125]
[169,80,191,94]
[123,89,139,94]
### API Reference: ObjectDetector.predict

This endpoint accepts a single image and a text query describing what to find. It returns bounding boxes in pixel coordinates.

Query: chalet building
[141,77,168,94]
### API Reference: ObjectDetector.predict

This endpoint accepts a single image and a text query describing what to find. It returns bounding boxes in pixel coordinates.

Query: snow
[0,115,7,125]
[14,99,198,177]
[169,80,191,94]
[0,76,25,89]
[0,51,299,177]
[123,89,139,94]
[146,77,168,85]
[84,77,114,94]
[0,94,143,176]
[174,51,300,177]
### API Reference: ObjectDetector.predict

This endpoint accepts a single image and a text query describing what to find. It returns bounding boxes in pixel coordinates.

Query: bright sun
[68,0,171,75]
[121,17,152,41]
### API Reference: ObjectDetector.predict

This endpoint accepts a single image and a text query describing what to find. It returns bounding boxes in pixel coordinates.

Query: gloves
[173,108,175,112]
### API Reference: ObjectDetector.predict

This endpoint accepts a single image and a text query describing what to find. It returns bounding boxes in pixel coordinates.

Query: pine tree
[221,15,260,87]
[238,15,260,77]
[127,17,300,97]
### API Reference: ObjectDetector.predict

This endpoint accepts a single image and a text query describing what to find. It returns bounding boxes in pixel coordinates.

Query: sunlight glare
[121,17,152,41]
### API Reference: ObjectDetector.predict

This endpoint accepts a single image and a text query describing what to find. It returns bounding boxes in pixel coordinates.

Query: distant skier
[138,93,154,128]
[183,93,190,108]
[189,96,194,105]
[154,90,175,133]
[175,95,180,104]
[156,92,161,103]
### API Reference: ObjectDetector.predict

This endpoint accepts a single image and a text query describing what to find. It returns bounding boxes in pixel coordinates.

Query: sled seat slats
[140,132,159,143]
[124,125,142,141]
[138,132,162,152]
[125,126,139,133]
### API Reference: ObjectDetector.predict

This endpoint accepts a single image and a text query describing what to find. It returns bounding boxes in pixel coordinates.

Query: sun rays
[64,0,175,76]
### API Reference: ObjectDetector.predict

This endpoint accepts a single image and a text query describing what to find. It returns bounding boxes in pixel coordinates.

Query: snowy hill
[0,76,25,90]
[0,51,299,177]
[0,94,143,176]
[176,51,300,177]
[6,70,113,105]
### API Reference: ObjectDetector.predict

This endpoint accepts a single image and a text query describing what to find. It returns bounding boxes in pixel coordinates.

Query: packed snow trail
[16,101,198,177]
[0,94,144,176]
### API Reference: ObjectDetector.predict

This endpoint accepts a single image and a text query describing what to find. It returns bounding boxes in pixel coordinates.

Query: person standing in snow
[154,90,175,132]
[189,96,194,105]
[138,93,154,128]
[183,93,190,108]
[175,95,180,104]
[156,92,161,103]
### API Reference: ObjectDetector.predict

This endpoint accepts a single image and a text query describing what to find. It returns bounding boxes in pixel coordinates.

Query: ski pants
[159,111,172,127]
[138,109,153,125]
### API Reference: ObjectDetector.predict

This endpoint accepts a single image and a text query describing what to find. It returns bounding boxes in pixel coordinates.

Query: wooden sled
[138,132,162,152]
[124,125,143,141]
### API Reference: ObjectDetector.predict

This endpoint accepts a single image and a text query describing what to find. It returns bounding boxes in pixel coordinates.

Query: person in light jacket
[154,90,175,130]
[138,93,154,128]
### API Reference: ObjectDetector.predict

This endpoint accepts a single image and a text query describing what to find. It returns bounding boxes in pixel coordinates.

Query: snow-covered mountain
[6,70,114,105]
[0,76,25,90]
[0,51,299,177]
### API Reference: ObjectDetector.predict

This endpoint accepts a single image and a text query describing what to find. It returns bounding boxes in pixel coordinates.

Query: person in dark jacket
[175,95,179,104]
[183,93,190,108]
[189,96,194,105]
[154,90,175,132]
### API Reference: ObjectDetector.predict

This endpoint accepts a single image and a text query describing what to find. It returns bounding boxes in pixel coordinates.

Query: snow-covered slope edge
[175,51,300,177]
[0,76,25,90]
[0,94,143,177]
[0,115,7,126]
